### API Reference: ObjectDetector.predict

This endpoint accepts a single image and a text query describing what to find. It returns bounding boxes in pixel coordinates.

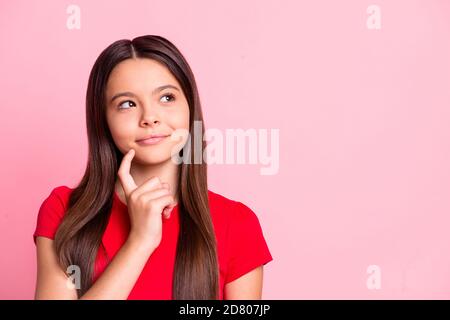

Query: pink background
[1,0,450,299]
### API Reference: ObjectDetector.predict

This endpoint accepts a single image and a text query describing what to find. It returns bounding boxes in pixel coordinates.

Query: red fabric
[33,186,273,299]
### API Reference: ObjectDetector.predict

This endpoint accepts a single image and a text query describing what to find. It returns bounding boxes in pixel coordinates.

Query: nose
[140,117,160,127]
[139,104,161,127]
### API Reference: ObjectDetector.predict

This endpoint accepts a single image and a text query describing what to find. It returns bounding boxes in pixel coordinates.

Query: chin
[135,152,173,165]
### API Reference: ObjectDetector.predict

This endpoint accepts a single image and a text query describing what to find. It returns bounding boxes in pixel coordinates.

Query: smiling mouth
[136,135,169,146]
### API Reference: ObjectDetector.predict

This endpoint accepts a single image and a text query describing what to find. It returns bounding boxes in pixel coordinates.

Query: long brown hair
[53,35,219,299]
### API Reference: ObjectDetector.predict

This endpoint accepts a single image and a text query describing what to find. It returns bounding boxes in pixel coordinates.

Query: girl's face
[105,58,190,164]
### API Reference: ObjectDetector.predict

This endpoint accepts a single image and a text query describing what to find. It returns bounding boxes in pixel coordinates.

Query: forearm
[79,237,156,300]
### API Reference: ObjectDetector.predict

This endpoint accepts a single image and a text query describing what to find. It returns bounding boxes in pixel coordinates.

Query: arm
[223,266,264,300]
[35,235,156,300]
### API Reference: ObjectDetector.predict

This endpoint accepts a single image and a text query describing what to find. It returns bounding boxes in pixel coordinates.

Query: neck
[115,157,180,204]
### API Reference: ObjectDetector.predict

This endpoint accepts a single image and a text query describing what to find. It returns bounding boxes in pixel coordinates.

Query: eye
[160,93,175,103]
[117,100,136,110]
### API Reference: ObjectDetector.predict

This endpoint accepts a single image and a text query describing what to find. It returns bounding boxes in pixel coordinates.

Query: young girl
[33,35,273,300]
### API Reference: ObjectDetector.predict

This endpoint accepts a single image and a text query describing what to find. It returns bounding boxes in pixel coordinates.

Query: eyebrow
[109,84,180,103]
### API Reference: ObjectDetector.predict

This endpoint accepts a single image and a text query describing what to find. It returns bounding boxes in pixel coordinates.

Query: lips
[136,134,170,142]
[135,133,170,146]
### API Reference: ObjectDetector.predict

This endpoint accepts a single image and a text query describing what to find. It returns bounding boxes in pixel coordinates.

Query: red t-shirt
[33,186,273,299]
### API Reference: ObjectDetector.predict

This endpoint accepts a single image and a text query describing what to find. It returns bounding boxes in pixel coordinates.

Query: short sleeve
[225,201,273,284]
[33,186,68,245]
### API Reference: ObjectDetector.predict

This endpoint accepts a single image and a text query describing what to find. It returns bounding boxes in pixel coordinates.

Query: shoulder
[38,185,74,218]
[45,185,73,206]
[207,189,238,212]
[207,189,261,227]
[33,185,74,243]
[208,190,273,284]
[49,185,73,199]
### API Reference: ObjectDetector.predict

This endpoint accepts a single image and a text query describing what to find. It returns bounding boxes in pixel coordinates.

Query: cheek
[107,114,135,146]
[165,106,190,149]
[168,106,190,130]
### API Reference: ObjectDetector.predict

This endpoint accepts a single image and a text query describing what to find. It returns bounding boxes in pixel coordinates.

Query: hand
[117,149,177,249]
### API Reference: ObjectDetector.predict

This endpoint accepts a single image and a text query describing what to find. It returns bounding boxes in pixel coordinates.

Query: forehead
[106,58,179,96]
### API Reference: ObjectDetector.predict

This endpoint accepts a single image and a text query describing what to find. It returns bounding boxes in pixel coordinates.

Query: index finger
[117,149,138,196]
